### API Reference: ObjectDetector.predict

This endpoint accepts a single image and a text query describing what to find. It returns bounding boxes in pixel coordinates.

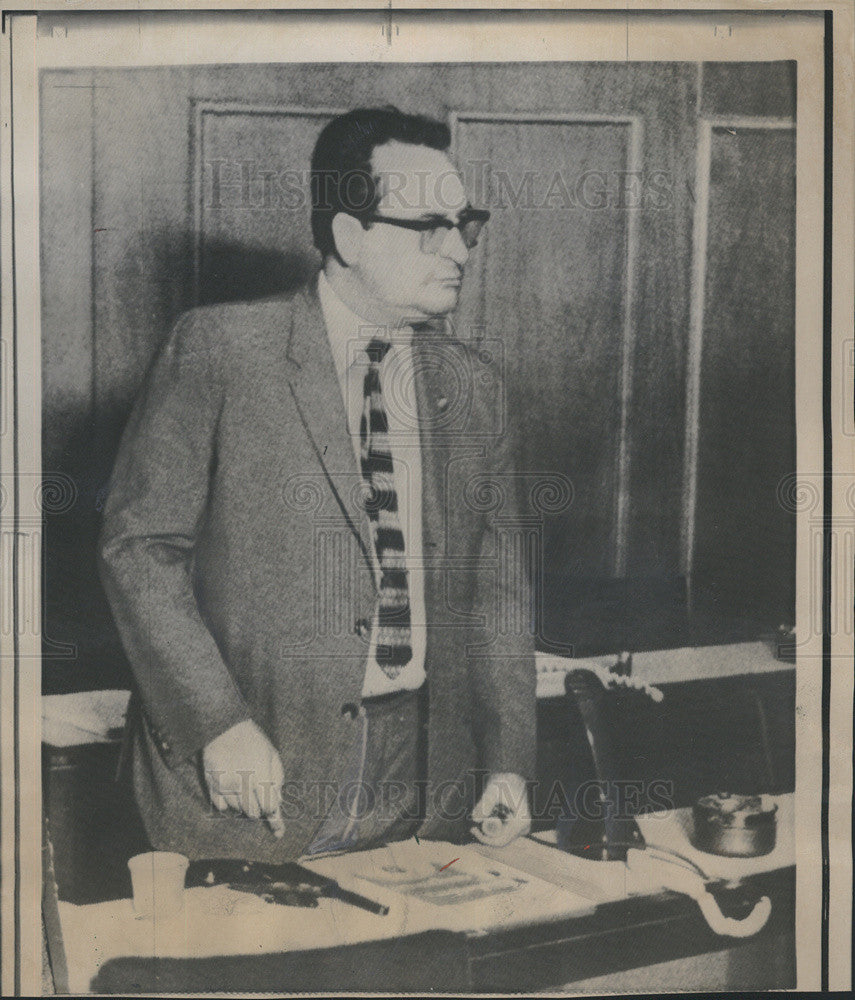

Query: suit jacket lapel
[412,333,444,560]
[285,277,374,576]
[413,328,486,571]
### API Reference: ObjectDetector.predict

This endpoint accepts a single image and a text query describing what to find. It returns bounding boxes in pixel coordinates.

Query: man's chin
[419,289,461,318]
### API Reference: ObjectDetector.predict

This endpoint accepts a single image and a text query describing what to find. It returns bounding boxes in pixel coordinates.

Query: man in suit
[98,106,536,862]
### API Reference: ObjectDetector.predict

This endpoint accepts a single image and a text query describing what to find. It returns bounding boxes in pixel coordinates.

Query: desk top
[57,838,593,994]
[55,794,794,994]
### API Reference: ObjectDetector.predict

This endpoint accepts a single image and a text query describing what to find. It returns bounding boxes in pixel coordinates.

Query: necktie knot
[366,338,392,365]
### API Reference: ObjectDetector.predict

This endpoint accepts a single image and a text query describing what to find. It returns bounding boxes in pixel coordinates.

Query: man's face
[347,140,472,320]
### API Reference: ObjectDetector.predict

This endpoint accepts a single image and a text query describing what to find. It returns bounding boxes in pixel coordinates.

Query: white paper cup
[127,851,189,919]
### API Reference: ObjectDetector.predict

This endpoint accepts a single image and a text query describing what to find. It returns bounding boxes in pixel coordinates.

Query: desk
[53,796,795,994]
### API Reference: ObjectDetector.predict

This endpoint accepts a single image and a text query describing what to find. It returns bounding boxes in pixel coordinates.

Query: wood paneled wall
[40,61,795,691]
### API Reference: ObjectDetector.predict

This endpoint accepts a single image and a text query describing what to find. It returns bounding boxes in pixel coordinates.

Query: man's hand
[470,772,531,847]
[202,719,285,837]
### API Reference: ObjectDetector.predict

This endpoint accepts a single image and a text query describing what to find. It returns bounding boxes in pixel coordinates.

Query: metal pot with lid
[691,792,778,857]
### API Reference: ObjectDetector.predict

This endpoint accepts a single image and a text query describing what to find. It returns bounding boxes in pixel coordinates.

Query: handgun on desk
[186,859,389,915]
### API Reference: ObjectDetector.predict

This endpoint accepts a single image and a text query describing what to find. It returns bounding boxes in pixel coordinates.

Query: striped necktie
[360,338,412,677]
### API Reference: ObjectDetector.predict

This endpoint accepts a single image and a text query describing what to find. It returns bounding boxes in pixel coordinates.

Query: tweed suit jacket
[98,274,536,861]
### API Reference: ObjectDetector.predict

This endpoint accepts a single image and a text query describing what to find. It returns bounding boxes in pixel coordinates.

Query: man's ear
[330,212,366,267]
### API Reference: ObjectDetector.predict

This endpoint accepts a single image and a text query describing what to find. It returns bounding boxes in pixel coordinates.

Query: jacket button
[353,617,371,638]
[340,702,358,720]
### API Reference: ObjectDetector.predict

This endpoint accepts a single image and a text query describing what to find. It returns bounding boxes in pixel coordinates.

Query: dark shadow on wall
[42,406,129,694]
[197,242,319,305]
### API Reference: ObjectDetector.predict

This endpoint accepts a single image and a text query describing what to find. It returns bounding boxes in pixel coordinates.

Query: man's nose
[440,225,469,265]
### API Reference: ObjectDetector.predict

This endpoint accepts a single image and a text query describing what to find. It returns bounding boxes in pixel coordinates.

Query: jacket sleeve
[97,309,251,761]
[469,515,538,780]
[466,350,538,781]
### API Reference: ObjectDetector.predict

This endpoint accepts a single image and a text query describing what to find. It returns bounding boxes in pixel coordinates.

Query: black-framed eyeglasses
[358,207,490,254]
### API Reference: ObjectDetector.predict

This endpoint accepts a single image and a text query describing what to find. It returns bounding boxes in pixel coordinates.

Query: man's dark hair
[310,106,451,261]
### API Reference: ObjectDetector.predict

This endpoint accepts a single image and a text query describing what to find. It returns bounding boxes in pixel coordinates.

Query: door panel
[196,105,339,304]
[455,116,631,647]
[694,127,796,623]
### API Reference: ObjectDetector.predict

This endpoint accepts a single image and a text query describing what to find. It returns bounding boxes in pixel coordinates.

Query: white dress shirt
[317,271,427,697]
